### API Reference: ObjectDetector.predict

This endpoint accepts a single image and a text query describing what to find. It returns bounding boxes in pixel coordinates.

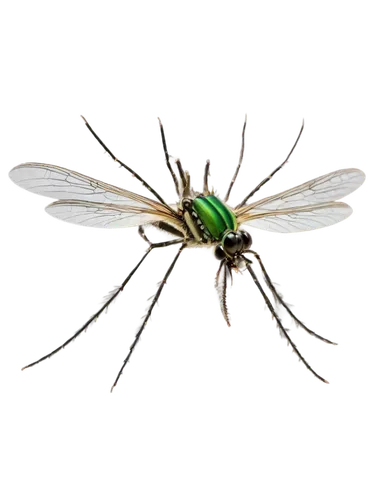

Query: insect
[9,117,365,390]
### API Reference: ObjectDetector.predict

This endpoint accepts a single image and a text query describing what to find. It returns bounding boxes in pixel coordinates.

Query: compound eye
[222,231,242,255]
[214,245,226,260]
[240,230,252,250]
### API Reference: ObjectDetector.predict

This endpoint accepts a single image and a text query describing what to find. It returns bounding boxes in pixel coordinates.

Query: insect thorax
[182,195,238,243]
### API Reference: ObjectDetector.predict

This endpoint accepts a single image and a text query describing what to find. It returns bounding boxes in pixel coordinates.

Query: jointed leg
[175,158,187,190]
[203,160,211,194]
[242,252,333,385]
[223,113,249,203]
[151,238,186,250]
[213,259,234,329]
[111,243,186,391]
[22,237,184,371]
[139,223,185,242]
[81,116,174,210]
[246,250,338,347]
[20,248,153,372]
[154,221,185,238]
[157,115,185,199]
[236,118,306,209]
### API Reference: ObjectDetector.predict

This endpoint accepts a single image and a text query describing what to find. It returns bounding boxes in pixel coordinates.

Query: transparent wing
[236,168,364,233]
[7,162,169,209]
[43,200,184,231]
[239,201,354,234]
[7,162,181,231]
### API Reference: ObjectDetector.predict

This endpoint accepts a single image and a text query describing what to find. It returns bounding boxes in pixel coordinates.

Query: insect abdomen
[192,195,237,240]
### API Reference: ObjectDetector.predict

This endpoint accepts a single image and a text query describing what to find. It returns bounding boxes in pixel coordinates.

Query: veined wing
[43,200,181,231]
[7,162,180,231]
[236,168,364,233]
[7,162,170,209]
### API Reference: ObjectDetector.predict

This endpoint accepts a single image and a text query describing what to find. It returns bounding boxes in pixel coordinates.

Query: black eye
[214,245,226,260]
[240,230,252,250]
[222,232,242,255]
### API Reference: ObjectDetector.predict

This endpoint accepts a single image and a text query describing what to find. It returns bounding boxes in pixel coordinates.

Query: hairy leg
[22,237,184,371]
[242,252,332,385]
[111,243,186,391]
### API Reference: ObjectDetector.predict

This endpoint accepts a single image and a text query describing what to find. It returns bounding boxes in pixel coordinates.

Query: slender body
[9,117,365,390]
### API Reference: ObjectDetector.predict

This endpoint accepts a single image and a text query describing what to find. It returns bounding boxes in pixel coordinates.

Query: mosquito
[9,117,365,390]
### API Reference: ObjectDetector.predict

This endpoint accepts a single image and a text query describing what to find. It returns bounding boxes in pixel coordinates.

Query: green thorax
[192,195,238,241]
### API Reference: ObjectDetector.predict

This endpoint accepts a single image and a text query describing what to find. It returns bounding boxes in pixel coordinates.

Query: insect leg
[236,118,307,209]
[138,225,152,245]
[157,115,185,199]
[110,243,186,391]
[153,221,185,238]
[175,158,187,191]
[213,259,234,329]
[20,248,153,372]
[203,159,211,194]
[150,238,186,250]
[139,224,185,244]
[223,113,249,203]
[80,116,174,211]
[246,250,338,347]
[244,258,329,384]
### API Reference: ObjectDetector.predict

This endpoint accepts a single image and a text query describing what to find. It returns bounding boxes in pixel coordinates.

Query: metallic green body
[192,195,237,240]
